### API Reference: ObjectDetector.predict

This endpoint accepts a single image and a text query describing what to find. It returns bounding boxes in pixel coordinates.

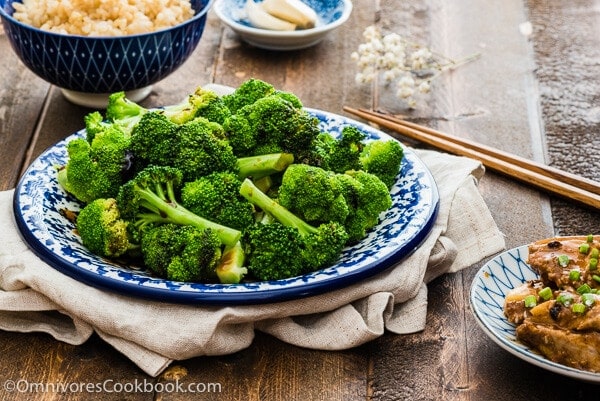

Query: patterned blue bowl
[0,0,213,97]
[214,0,352,51]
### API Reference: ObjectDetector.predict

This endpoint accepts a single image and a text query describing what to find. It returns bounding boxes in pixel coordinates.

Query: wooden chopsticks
[343,106,600,210]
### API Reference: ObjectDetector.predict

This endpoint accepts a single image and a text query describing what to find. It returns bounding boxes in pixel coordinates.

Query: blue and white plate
[13,108,439,305]
[470,246,600,383]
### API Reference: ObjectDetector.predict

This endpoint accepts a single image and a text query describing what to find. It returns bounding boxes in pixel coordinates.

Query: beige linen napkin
[0,149,505,377]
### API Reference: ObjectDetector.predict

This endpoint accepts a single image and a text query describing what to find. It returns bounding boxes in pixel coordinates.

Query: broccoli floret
[242,222,305,281]
[58,125,134,204]
[239,178,349,273]
[222,78,276,113]
[76,198,135,258]
[277,163,349,225]
[223,94,320,158]
[107,87,231,131]
[216,241,248,284]
[117,165,241,247]
[173,117,238,181]
[105,91,149,136]
[140,223,223,282]
[190,87,232,125]
[129,111,179,170]
[181,172,255,231]
[359,139,404,189]
[336,170,393,243]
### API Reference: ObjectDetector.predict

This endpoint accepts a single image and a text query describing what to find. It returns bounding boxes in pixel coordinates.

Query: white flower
[351,25,479,108]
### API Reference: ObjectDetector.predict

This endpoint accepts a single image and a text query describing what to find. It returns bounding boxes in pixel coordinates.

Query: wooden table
[2,0,600,399]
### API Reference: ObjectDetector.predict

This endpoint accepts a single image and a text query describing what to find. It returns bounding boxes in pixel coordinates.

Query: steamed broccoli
[76,198,135,258]
[336,170,393,243]
[306,125,367,173]
[57,124,134,204]
[223,94,320,158]
[222,78,276,113]
[181,172,255,231]
[239,178,349,273]
[140,223,223,282]
[242,222,305,281]
[277,163,349,225]
[106,87,229,131]
[216,241,248,284]
[359,139,404,189]
[116,165,241,247]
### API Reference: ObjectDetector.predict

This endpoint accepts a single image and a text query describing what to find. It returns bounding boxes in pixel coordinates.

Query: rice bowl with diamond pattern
[0,0,214,107]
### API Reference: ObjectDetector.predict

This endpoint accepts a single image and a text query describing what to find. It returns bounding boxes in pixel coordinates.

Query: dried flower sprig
[351,25,480,109]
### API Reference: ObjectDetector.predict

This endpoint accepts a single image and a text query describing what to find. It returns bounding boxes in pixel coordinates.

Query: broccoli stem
[239,178,316,237]
[216,241,248,284]
[136,187,241,247]
[237,153,294,180]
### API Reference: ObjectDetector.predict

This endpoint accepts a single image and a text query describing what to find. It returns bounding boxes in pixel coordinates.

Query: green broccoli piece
[216,241,248,284]
[129,111,179,170]
[359,139,404,189]
[336,170,393,243]
[172,117,238,181]
[236,152,294,180]
[106,87,231,132]
[181,172,255,231]
[223,94,320,158]
[190,87,232,125]
[242,222,305,281]
[105,91,149,136]
[277,163,349,225]
[239,178,349,273]
[222,78,276,113]
[76,198,135,258]
[58,124,134,204]
[307,126,367,173]
[117,165,241,247]
[140,223,223,282]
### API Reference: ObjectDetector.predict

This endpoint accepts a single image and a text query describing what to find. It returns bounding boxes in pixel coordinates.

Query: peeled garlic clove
[246,0,297,31]
[261,0,317,29]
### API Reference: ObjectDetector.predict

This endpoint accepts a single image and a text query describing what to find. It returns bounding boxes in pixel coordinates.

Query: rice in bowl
[12,0,194,36]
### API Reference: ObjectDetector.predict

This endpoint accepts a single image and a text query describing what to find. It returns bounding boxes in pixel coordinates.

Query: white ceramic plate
[213,0,352,50]
[470,245,600,383]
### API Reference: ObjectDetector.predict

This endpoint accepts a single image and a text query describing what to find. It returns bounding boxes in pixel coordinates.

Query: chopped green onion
[592,248,600,259]
[589,258,598,270]
[558,254,570,267]
[572,303,586,313]
[538,287,553,300]
[523,294,537,308]
[588,234,595,243]
[577,283,592,294]
[580,243,591,254]
[582,293,596,307]
[593,275,600,284]
[557,293,573,306]
[569,269,581,281]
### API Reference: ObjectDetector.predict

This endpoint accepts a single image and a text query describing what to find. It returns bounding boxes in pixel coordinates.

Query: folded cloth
[0,149,505,377]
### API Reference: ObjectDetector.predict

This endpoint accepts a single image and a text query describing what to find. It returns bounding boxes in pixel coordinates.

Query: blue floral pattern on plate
[470,246,600,383]
[13,109,439,305]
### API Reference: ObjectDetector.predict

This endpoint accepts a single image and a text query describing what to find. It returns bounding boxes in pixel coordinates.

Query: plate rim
[470,245,600,383]
[13,108,440,305]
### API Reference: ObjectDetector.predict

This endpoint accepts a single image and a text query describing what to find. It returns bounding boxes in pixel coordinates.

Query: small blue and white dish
[214,0,352,50]
[13,108,439,305]
[0,0,213,107]
[470,246,600,383]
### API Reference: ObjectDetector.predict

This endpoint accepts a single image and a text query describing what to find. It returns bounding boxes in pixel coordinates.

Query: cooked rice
[12,0,194,36]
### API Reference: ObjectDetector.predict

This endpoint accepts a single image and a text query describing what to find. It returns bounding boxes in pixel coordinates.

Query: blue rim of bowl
[13,108,439,305]
[213,0,352,37]
[0,0,214,39]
